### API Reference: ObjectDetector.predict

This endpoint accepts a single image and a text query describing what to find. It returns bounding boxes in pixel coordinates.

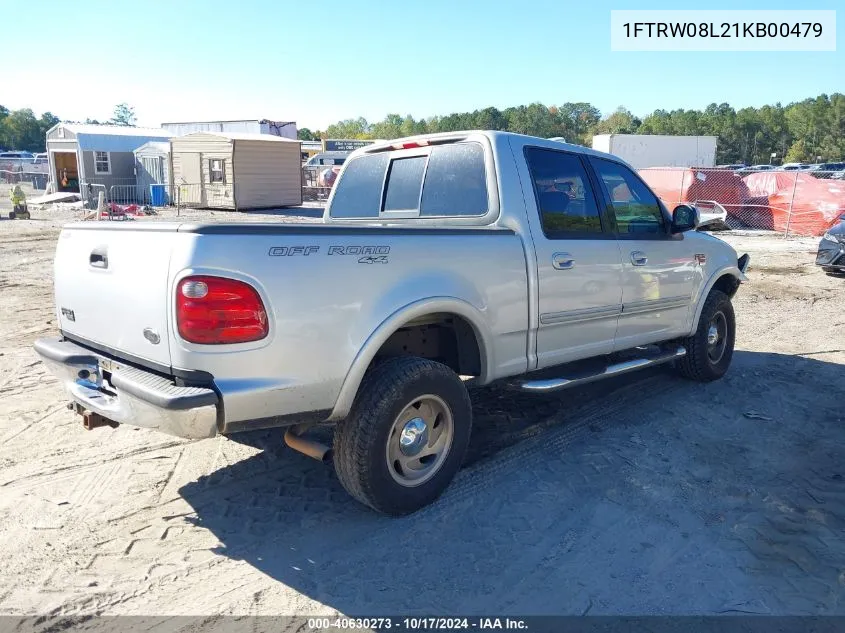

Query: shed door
[180,153,203,204]
[138,156,161,203]
[142,156,163,183]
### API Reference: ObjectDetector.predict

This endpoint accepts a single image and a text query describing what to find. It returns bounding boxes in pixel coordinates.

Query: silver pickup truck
[34,131,749,515]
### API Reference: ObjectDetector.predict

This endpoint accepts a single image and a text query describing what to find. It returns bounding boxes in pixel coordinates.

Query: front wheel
[676,289,735,382]
[333,356,472,515]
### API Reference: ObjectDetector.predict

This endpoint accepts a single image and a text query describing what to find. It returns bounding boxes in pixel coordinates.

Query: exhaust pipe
[284,425,332,464]
[81,410,119,431]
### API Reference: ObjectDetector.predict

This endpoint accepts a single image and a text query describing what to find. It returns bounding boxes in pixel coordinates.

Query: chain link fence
[638,167,845,238]
[302,165,339,202]
[1,169,50,190]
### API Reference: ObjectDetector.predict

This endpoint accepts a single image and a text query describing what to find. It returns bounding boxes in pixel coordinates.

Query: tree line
[300,93,845,165]
[0,103,136,153]
[0,107,59,153]
[5,96,843,164]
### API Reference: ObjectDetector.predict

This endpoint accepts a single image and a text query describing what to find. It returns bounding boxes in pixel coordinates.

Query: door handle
[630,251,648,266]
[552,252,575,270]
[89,247,108,269]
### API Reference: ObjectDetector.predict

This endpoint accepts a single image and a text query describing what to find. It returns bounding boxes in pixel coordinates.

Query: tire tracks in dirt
[0,440,187,491]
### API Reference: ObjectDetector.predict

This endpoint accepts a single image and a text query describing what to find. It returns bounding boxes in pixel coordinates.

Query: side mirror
[671,204,699,233]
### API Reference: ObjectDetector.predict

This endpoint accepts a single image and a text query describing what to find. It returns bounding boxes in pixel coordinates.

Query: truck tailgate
[54,225,179,367]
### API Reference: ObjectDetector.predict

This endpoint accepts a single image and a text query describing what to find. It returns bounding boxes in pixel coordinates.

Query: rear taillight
[176,276,268,344]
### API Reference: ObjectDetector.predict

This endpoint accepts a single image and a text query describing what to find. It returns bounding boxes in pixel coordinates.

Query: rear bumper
[34,337,219,439]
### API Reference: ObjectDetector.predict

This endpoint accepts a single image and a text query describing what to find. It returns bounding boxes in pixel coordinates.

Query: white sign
[611,10,836,52]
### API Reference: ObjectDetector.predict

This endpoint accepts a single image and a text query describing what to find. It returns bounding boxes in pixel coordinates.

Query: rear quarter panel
[168,228,528,427]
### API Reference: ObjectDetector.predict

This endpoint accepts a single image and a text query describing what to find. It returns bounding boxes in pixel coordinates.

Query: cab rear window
[421,144,487,217]
[383,156,427,212]
[329,142,488,219]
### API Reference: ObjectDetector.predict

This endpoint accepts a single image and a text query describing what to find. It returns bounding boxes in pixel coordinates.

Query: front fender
[328,297,493,421]
[686,264,744,336]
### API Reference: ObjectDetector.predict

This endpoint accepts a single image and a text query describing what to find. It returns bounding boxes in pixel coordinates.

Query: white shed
[169,132,302,209]
[134,141,171,205]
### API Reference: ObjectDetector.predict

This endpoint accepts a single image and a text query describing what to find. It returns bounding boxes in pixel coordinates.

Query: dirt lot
[0,203,843,619]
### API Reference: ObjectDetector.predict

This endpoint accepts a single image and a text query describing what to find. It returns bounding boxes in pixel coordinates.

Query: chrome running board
[512,346,687,394]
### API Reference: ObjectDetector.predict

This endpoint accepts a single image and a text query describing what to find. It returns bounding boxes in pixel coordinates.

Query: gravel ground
[0,203,843,621]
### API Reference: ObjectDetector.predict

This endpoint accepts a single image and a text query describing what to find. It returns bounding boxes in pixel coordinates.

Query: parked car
[304,151,350,196]
[810,162,845,180]
[34,131,749,515]
[748,164,775,171]
[0,151,34,159]
[0,150,49,185]
[716,164,746,170]
[816,214,845,273]
[305,151,349,167]
[782,163,813,171]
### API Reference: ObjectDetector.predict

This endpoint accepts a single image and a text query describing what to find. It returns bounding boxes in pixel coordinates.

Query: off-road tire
[676,289,735,382]
[333,356,472,515]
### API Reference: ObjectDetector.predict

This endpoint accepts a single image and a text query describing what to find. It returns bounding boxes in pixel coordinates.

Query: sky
[4,0,843,131]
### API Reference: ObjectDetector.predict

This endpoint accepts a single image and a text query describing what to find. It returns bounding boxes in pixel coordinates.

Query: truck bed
[52,221,529,429]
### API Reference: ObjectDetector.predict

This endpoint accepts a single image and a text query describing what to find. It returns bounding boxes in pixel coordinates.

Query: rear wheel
[676,289,735,382]
[333,356,472,515]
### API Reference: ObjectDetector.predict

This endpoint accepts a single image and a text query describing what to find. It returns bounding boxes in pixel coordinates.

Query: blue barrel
[150,184,168,206]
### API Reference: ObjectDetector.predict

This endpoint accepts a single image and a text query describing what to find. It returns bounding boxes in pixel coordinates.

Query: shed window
[94,151,110,174]
[209,158,225,183]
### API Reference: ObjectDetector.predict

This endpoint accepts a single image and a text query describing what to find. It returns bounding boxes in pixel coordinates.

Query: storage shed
[45,123,173,201]
[170,132,302,209]
[134,141,172,205]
